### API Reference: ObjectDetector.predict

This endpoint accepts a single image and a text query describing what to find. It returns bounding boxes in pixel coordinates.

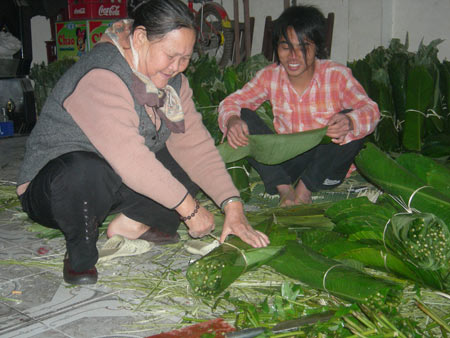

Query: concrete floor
[0,136,211,338]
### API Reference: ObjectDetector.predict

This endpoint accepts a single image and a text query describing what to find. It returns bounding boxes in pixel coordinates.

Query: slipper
[97,235,153,263]
[184,239,220,256]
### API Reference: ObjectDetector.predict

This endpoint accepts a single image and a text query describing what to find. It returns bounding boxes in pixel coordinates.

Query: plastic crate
[0,121,14,138]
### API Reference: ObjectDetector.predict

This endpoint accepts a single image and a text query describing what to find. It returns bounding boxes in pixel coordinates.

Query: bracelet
[220,196,243,213]
[180,199,200,222]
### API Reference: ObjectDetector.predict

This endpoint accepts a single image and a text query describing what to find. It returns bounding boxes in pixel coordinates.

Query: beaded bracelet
[180,199,200,222]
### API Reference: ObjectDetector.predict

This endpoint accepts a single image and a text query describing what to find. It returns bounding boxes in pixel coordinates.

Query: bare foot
[294,180,312,204]
[277,184,297,207]
[107,213,149,239]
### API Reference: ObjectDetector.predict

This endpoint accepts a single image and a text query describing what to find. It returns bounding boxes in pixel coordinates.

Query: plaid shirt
[218,59,380,144]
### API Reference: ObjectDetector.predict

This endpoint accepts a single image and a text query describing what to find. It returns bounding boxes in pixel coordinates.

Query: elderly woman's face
[137,27,196,88]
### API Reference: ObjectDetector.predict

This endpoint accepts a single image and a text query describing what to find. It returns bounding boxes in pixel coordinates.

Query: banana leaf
[385,213,449,271]
[395,153,450,197]
[324,195,450,291]
[186,219,296,298]
[348,59,372,96]
[245,203,335,231]
[372,69,400,151]
[267,241,402,307]
[301,230,417,281]
[355,143,450,226]
[226,159,251,202]
[385,213,449,290]
[422,133,450,157]
[388,53,408,122]
[402,66,434,151]
[217,127,327,164]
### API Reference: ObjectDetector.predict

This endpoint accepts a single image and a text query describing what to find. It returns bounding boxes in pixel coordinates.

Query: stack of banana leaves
[186,141,449,308]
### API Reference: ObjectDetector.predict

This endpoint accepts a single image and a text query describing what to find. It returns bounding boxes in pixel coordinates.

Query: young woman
[17,0,268,285]
[218,5,380,206]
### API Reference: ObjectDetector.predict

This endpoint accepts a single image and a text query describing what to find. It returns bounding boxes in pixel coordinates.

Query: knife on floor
[224,310,336,338]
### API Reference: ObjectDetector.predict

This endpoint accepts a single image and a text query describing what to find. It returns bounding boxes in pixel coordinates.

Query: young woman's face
[136,27,196,88]
[277,26,316,82]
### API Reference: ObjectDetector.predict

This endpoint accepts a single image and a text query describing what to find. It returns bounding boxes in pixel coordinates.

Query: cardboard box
[56,21,88,60]
[68,0,127,20]
[68,0,92,20]
[90,0,127,19]
[88,20,114,50]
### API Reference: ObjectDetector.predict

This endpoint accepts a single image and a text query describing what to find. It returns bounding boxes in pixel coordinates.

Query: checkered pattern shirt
[218,59,380,144]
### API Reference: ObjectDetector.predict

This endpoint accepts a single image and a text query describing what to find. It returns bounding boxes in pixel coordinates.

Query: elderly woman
[17,0,269,285]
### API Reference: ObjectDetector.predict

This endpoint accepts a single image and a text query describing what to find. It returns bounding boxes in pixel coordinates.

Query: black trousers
[241,109,365,194]
[20,147,198,272]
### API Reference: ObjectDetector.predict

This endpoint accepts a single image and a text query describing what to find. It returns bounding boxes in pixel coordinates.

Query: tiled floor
[0,136,208,338]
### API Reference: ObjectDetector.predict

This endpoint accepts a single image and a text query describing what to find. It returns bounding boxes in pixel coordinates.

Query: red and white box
[68,0,92,20]
[68,0,128,20]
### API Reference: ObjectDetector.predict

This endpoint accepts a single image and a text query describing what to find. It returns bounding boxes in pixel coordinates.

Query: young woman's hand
[222,116,250,149]
[220,200,270,248]
[326,113,353,145]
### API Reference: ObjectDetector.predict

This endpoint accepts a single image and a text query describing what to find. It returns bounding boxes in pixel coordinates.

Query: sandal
[184,239,220,256]
[97,235,153,262]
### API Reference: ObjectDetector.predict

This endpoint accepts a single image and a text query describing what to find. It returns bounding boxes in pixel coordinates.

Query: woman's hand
[222,116,250,149]
[177,195,215,238]
[220,200,270,248]
[326,113,353,145]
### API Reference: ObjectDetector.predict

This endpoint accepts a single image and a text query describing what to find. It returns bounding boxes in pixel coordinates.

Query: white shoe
[98,235,153,262]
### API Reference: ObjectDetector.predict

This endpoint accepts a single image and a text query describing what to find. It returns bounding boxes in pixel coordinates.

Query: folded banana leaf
[300,229,444,290]
[355,143,450,226]
[324,196,449,291]
[186,219,296,298]
[395,153,450,198]
[267,241,402,307]
[386,213,449,270]
[217,127,327,164]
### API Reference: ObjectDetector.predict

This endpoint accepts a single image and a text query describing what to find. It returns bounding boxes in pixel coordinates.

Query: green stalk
[415,296,450,332]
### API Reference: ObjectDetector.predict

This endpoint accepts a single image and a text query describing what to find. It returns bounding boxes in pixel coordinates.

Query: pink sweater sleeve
[63,69,188,209]
[166,75,239,206]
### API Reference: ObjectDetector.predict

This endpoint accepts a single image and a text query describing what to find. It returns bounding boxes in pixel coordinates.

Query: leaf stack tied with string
[355,142,450,226]
[314,143,450,291]
[186,218,295,298]
[321,196,450,291]
[267,241,402,310]
[384,212,450,288]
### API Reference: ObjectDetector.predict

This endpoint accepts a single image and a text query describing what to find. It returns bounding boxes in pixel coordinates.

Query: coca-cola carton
[68,0,93,20]
[68,0,127,20]
[90,0,128,19]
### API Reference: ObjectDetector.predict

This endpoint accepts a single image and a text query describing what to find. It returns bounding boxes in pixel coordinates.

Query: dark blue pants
[20,147,198,271]
[241,108,365,194]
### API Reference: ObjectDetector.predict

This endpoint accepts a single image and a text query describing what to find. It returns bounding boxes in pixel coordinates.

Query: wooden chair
[261,12,335,62]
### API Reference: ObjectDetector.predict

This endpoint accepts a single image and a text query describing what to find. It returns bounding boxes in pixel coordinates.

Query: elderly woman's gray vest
[18,43,180,186]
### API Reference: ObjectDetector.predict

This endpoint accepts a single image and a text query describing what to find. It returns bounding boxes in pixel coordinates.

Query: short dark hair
[273,5,327,63]
[129,0,195,41]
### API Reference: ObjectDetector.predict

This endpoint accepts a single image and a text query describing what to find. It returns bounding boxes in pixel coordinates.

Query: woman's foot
[294,180,312,204]
[107,213,149,239]
[277,184,296,207]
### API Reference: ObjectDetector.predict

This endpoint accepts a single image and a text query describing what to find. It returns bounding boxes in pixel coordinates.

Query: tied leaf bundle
[324,196,450,291]
[355,143,450,226]
[186,242,284,298]
[186,220,295,298]
[267,241,402,308]
[385,213,450,271]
